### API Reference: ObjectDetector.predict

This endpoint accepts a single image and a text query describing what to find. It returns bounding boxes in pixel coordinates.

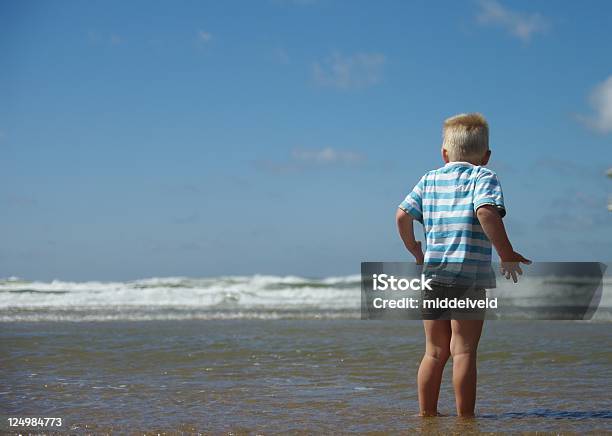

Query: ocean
[1,275,611,433]
[1,273,611,322]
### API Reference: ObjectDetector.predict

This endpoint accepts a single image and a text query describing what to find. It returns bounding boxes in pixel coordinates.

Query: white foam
[0,275,361,312]
[1,274,610,322]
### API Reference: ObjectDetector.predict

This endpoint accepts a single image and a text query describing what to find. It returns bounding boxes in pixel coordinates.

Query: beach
[4,0,612,432]
[1,319,611,433]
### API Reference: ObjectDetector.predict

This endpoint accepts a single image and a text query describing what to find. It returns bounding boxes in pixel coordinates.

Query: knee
[450,344,477,359]
[425,347,450,364]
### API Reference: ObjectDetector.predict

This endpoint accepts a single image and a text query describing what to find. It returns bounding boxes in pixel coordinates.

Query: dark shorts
[420,284,487,320]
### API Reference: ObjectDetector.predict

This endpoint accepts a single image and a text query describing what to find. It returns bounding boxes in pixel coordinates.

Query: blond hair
[442,113,489,163]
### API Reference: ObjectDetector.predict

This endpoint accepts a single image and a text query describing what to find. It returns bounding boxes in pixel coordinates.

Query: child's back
[399,161,505,288]
[395,113,530,417]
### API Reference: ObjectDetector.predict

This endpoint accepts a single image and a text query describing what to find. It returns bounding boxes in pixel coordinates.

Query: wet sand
[1,320,611,433]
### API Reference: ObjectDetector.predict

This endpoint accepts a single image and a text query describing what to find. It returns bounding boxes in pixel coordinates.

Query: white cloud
[476,0,548,42]
[255,147,365,173]
[292,147,364,164]
[313,52,386,89]
[197,30,213,43]
[581,75,612,134]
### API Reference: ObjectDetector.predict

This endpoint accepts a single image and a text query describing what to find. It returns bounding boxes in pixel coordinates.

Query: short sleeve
[473,169,506,218]
[398,176,424,223]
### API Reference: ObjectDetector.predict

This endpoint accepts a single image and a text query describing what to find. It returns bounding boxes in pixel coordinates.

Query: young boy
[395,113,530,417]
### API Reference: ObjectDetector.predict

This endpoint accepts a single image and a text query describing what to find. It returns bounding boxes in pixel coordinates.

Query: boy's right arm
[476,205,531,282]
[396,208,425,265]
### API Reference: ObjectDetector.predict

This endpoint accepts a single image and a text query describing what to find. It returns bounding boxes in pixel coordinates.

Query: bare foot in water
[415,411,446,417]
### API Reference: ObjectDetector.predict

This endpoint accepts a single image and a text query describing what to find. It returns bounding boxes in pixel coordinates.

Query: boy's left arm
[396,208,424,265]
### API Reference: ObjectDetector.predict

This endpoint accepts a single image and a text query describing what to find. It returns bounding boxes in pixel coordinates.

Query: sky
[1,0,611,281]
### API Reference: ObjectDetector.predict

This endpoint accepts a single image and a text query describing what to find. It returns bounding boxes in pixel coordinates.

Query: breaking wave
[1,274,611,322]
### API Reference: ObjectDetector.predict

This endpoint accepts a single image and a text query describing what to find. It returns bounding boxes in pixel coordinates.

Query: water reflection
[480,409,612,419]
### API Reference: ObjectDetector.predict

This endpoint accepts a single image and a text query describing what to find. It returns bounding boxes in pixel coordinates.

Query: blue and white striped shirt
[398,162,505,287]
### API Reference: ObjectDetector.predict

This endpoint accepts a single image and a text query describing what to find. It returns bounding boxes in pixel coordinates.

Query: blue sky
[1,0,611,280]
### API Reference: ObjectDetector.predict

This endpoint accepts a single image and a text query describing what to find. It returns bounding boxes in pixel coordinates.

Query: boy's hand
[500,251,531,283]
[406,241,425,265]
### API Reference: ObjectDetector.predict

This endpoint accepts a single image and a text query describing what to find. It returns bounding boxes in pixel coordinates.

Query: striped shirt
[398,161,505,287]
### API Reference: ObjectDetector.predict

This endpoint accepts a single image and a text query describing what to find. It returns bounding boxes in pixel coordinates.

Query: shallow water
[1,320,611,433]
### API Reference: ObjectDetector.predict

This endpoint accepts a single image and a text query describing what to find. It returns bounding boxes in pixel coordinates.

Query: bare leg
[418,320,451,416]
[450,319,484,417]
